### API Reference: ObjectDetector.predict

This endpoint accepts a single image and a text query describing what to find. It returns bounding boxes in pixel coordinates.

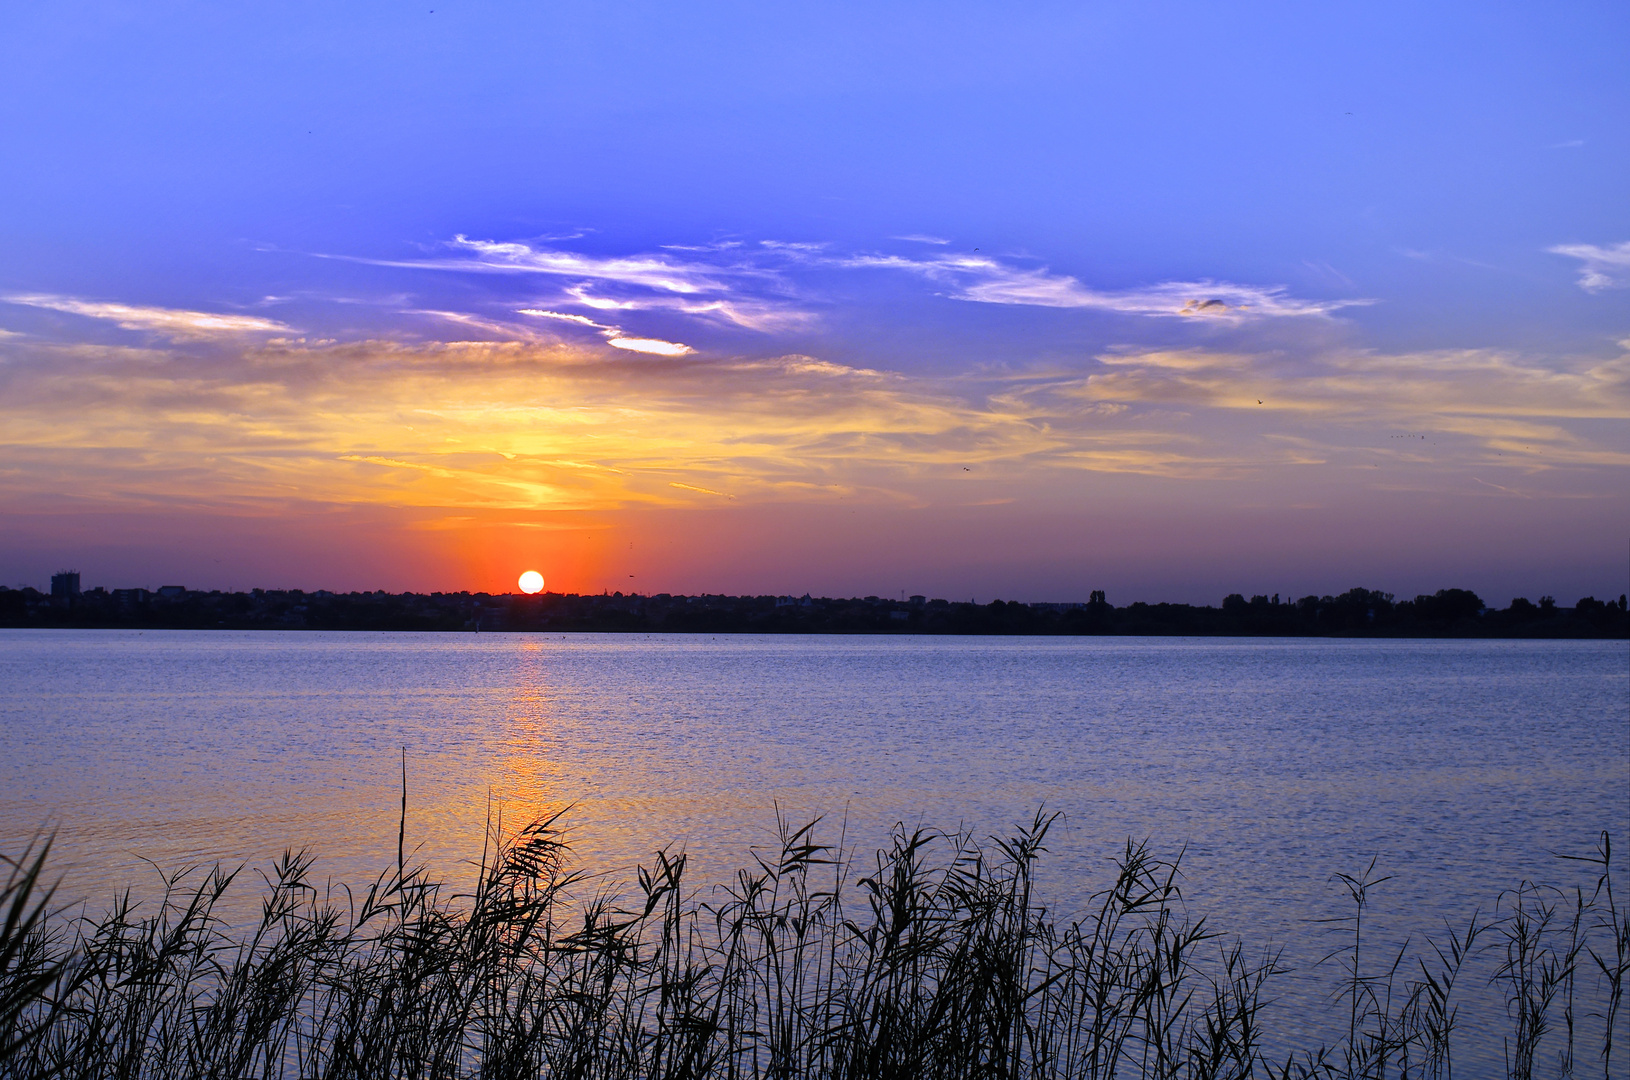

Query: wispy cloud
[1065,347,1630,422]
[449,236,739,294]
[328,235,740,294]
[517,308,694,356]
[559,285,810,332]
[518,308,613,330]
[1549,240,1630,291]
[411,309,547,340]
[2,330,1622,524]
[311,234,1359,339]
[669,481,735,498]
[316,235,814,336]
[2,294,292,339]
[829,252,1366,319]
[605,337,694,356]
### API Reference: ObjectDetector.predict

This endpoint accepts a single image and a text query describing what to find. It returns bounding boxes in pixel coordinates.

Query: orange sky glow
[3,328,1625,602]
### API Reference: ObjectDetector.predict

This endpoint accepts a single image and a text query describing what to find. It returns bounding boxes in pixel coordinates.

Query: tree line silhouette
[2,583,1625,637]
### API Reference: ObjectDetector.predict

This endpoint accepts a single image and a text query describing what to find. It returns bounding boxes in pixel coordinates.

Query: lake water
[1,630,1625,1070]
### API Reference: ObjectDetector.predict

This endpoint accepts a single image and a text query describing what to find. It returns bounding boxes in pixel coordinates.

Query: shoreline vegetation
[2,813,1625,1079]
[3,585,1627,637]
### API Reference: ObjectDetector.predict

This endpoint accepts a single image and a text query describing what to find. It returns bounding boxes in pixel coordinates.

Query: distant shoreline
[4,584,1625,638]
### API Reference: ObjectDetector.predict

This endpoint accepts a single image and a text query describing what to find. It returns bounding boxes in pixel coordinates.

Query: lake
[1,630,1624,1070]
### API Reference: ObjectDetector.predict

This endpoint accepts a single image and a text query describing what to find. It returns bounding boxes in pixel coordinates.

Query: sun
[517,570,545,594]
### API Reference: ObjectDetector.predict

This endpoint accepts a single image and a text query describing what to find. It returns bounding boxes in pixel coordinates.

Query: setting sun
[517,570,544,594]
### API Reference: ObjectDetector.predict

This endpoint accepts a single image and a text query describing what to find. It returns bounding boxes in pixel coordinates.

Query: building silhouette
[50,571,81,599]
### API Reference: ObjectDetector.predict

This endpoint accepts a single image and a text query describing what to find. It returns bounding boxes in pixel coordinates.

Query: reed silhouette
[0,812,1624,1079]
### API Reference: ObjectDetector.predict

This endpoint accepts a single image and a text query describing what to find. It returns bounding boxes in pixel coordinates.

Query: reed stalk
[0,815,1622,1079]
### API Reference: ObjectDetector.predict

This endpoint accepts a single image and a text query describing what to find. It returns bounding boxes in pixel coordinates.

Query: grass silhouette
[0,810,1624,1079]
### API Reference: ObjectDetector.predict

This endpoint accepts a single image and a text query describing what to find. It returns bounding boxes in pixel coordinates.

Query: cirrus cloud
[605,336,694,356]
[308,234,1365,348]
[517,308,694,356]
[1549,240,1630,291]
[2,294,292,340]
[831,252,1369,319]
[1,326,1622,524]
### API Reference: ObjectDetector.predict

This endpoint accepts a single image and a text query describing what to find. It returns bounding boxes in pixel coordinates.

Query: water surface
[2,630,1624,1068]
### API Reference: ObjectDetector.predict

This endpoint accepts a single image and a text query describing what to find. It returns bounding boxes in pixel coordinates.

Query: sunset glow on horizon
[1,2,1625,603]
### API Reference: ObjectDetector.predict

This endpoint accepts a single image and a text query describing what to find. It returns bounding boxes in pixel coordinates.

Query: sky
[1,0,1626,603]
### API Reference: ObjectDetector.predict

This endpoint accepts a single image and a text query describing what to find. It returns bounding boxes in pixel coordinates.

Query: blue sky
[1,1,1626,601]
